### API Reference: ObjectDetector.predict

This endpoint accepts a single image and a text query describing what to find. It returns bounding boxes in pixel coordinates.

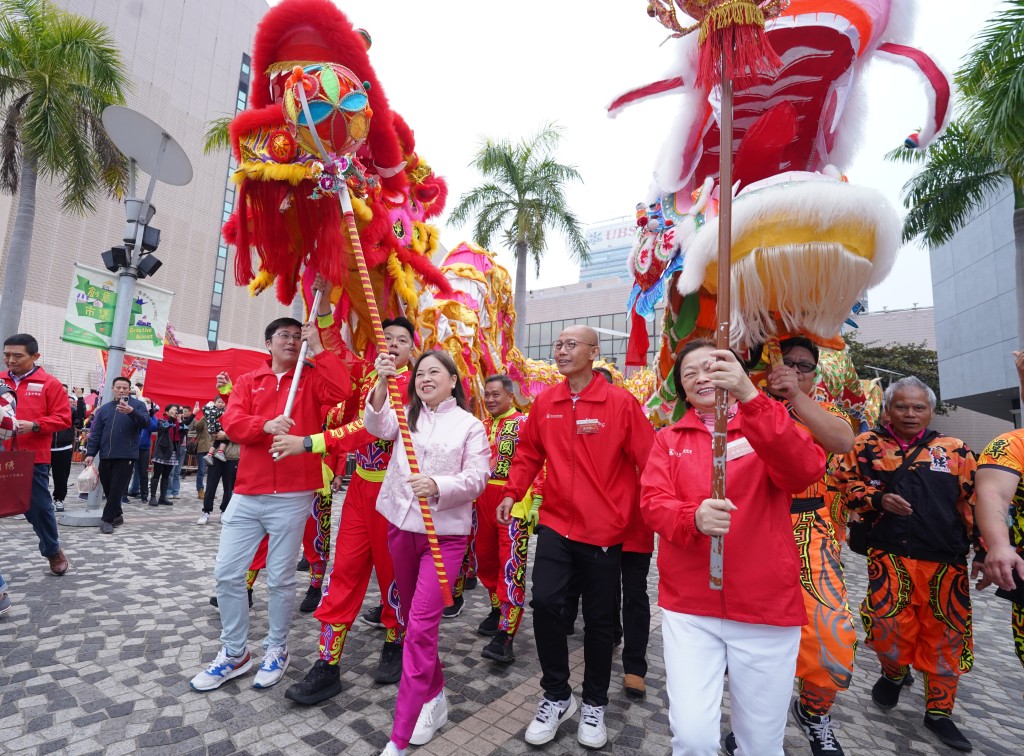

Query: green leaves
[0,0,129,212]
[449,122,589,266]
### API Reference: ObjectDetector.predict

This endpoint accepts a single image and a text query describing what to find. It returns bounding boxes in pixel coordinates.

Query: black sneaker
[296,557,310,572]
[464,576,477,591]
[360,604,385,628]
[481,633,515,664]
[871,673,912,710]
[441,594,464,619]
[299,585,322,613]
[791,699,845,755]
[477,607,500,636]
[209,589,254,609]
[284,659,342,705]
[372,640,402,684]
[923,714,972,752]
[724,731,737,756]
[113,515,124,527]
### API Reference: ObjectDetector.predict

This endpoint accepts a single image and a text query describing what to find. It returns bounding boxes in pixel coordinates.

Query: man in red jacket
[2,334,72,576]
[498,325,655,750]
[189,316,350,693]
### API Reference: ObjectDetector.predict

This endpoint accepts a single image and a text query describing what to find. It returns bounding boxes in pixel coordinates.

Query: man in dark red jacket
[498,325,655,750]
[2,334,72,576]
[189,316,350,694]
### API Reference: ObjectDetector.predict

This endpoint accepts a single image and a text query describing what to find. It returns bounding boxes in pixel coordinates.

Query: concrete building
[929,182,1021,428]
[0,0,278,389]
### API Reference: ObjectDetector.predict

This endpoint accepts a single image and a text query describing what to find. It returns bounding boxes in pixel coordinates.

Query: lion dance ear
[247,0,406,194]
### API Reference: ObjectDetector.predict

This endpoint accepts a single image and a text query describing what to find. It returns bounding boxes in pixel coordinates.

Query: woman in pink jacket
[366,349,490,756]
[640,340,824,756]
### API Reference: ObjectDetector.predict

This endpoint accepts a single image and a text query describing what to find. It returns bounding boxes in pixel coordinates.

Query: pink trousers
[387,526,468,749]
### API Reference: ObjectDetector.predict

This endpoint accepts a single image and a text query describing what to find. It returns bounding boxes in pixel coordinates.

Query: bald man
[499,325,655,749]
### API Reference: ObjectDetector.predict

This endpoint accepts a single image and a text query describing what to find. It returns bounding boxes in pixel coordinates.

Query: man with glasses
[498,325,655,749]
[285,307,416,704]
[2,333,72,576]
[832,376,977,753]
[189,316,351,693]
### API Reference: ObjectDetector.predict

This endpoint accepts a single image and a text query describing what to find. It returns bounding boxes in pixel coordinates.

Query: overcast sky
[277,0,1006,311]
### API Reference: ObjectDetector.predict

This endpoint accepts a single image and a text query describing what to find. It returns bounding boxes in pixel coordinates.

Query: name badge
[26,382,44,396]
[576,418,600,435]
[726,437,754,461]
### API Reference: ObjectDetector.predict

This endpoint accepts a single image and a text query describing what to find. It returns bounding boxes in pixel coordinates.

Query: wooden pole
[709,51,735,591]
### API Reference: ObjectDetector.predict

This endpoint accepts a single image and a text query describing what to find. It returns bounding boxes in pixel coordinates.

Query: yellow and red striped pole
[337,187,453,606]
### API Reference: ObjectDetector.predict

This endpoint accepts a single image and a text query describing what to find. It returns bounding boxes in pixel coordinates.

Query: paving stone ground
[2,466,1022,755]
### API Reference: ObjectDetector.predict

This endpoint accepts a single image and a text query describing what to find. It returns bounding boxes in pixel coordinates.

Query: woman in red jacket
[640,340,824,756]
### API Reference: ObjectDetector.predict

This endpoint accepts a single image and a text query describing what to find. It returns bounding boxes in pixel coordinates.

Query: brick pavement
[1,474,1022,755]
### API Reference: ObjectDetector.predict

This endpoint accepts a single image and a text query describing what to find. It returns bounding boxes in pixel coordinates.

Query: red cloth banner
[142,345,269,415]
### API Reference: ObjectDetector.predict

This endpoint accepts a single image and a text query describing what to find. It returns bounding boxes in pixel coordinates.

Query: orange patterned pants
[792,506,857,715]
[861,550,973,714]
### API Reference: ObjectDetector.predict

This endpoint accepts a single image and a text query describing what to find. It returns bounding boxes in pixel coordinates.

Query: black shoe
[209,588,253,609]
[477,607,501,636]
[148,496,158,507]
[481,633,515,664]
[442,594,464,619]
[158,498,172,506]
[791,699,845,755]
[296,557,310,572]
[923,714,972,752]
[299,585,322,613]
[121,496,129,504]
[113,515,124,527]
[372,640,402,684]
[724,731,737,756]
[871,673,912,710]
[99,521,114,535]
[284,659,342,705]
[360,604,385,628]
[464,576,477,591]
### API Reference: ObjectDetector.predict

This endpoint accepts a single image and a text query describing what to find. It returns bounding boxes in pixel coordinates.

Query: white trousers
[661,610,801,756]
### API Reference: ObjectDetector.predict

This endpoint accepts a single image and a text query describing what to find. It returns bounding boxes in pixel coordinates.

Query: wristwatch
[303,436,312,452]
[31,422,39,433]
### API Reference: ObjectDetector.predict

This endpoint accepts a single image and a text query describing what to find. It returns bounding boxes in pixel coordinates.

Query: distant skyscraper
[579,217,637,283]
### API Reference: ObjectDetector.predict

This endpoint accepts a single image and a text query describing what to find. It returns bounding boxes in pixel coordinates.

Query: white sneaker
[409,689,448,745]
[252,645,289,689]
[577,702,607,749]
[378,743,407,756]
[189,647,252,691]
[196,512,209,525]
[525,694,577,745]
[53,500,64,512]
[214,450,227,462]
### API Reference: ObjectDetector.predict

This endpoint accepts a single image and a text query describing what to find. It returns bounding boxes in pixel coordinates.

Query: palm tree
[888,0,1024,348]
[0,0,129,339]
[449,123,589,346]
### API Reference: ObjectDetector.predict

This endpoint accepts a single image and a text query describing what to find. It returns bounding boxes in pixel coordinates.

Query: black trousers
[151,462,173,501]
[50,448,73,502]
[135,448,150,498]
[202,459,237,513]
[531,526,622,707]
[620,551,652,677]
[99,458,134,523]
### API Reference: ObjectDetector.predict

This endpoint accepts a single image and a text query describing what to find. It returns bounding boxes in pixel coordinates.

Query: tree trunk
[0,155,38,340]
[513,239,529,348]
[1014,204,1024,351]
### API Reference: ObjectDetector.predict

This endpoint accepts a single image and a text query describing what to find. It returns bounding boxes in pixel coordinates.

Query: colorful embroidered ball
[283,63,372,158]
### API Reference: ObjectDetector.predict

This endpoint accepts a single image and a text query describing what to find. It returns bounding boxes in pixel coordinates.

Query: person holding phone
[84,376,151,534]
[149,404,183,506]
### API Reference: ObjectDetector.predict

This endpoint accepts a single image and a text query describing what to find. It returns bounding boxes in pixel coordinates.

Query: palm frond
[203,116,233,155]
[0,92,27,193]
[896,120,1008,245]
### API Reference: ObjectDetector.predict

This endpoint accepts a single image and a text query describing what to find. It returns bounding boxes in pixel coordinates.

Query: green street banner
[61,264,174,359]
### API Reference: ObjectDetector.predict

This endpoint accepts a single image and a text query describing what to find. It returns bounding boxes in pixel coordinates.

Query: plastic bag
[76,464,99,494]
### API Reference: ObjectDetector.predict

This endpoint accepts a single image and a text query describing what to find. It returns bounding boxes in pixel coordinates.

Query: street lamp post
[60,107,191,527]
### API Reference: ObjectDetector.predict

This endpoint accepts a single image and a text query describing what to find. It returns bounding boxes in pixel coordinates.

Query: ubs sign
[585,218,637,254]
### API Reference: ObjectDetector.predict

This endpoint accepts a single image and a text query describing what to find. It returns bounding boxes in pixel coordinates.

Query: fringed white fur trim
[728,243,872,348]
